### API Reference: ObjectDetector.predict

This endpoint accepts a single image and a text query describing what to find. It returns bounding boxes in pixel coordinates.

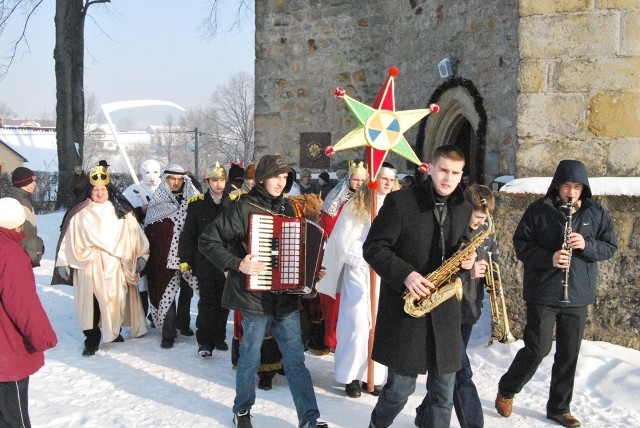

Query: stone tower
[254,0,640,182]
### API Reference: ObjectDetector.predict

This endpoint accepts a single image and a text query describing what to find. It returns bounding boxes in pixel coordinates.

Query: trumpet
[486,251,516,344]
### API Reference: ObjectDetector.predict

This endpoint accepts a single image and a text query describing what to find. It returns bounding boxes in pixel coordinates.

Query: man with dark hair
[199,154,328,428]
[363,145,475,428]
[6,166,44,267]
[495,159,617,428]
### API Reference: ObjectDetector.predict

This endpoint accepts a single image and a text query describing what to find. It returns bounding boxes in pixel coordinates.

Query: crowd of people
[0,151,616,428]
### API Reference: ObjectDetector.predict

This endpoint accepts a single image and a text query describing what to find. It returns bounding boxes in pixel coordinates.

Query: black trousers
[195,271,229,346]
[83,297,101,348]
[176,280,193,331]
[498,302,587,415]
[0,377,31,428]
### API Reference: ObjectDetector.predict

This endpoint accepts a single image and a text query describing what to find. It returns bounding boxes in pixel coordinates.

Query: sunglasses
[91,173,107,181]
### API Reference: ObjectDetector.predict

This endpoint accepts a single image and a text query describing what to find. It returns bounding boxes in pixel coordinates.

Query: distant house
[0,125,58,173]
[0,139,28,174]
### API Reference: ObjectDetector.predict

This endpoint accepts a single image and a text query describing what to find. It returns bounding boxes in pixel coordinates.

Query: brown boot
[547,413,581,427]
[495,391,513,417]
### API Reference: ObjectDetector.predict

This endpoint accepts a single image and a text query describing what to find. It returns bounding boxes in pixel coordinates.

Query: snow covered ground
[28,210,640,427]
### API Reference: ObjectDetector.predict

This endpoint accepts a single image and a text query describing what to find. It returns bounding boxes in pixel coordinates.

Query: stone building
[254,1,640,349]
[254,0,639,181]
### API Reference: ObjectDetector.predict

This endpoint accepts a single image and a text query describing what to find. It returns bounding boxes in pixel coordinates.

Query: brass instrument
[403,199,494,318]
[559,197,574,305]
[486,251,516,344]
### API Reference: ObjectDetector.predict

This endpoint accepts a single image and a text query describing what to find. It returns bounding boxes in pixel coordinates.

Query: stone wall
[516,0,640,176]
[255,0,519,181]
[495,192,640,350]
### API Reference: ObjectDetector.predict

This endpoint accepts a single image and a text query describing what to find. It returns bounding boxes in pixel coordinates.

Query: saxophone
[403,199,495,318]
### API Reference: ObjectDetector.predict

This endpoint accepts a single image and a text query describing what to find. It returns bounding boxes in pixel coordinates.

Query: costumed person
[53,166,149,356]
[0,198,58,428]
[144,165,200,349]
[316,164,398,398]
[123,159,162,317]
[179,162,232,357]
[229,163,256,200]
[97,159,110,171]
[363,145,475,428]
[6,166,45,267]
[495,160,617,428]
[415,184,499,428]
[199,154,328,428]
[317,160,368,353]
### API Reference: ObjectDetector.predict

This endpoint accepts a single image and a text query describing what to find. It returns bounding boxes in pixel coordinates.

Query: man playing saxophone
[363,145,475,428]
[495,160,617,428]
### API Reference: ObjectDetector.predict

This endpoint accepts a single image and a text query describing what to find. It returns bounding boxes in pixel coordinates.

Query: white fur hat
[0,198,26,230]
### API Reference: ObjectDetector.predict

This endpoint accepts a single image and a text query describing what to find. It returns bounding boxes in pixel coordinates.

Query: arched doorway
[415,78,487,184]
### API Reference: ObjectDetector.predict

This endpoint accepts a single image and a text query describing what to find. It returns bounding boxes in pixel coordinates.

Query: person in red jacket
[0,197,58,428]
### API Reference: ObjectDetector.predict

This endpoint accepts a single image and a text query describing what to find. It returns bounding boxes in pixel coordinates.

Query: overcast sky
[0,0,254,120]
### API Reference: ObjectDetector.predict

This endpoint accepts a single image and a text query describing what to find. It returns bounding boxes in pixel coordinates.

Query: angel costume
[316,191,388,387]
[55,192,150,344]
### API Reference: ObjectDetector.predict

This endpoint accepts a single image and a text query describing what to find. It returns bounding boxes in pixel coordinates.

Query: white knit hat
[0,198,26,230]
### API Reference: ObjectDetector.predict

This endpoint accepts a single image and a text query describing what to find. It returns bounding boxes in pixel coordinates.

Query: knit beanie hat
[319,172,330,183]
[0,198,26,229]
[255,155,290,183]
[11,166,36,187]
[228,163,245,181]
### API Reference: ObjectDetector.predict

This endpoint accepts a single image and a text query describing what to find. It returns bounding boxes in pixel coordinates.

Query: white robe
[57,201,150,342]
[318,193,388,385]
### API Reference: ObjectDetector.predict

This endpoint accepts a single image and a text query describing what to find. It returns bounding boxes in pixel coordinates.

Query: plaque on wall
[299,132,330,169]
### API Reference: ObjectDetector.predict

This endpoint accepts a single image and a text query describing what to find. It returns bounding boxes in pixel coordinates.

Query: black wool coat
[363,178,472,375]
[179,191,231,282]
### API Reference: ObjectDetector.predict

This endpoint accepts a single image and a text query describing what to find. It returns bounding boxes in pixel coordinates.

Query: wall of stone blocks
[516,0,640,177]
[255,0,519,181]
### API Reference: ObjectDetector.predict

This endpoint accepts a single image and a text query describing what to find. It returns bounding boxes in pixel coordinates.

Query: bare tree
[200,0,252,39]
[82,91,105,170]
[209,70,255,163]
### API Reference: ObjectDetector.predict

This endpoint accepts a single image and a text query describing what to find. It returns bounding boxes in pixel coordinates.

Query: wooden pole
[366,186,378,393]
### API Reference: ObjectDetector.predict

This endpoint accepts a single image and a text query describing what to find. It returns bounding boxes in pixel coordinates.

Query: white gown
[319,193,388,385]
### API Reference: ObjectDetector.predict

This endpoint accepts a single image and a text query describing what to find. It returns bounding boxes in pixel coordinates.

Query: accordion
[247,213,326,294]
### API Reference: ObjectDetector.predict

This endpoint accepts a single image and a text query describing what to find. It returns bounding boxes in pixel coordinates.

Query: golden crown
[89,165,110,187]
[204,161,227,180]
[348,160,368,177]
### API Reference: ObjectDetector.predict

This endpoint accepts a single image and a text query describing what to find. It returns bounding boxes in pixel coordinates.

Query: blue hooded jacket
[512,160,617,307]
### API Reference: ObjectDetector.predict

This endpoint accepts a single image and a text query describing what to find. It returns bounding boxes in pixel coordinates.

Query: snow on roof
[499,177,640,196]
[0,127,58,172]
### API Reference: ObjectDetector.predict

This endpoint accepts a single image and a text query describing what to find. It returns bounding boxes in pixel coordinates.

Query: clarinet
[559,197,573,304]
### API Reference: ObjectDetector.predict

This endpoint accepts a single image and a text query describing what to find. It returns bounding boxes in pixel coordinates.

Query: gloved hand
[135,257,147,273]
[58,265,70,280]
[180,262,191,273]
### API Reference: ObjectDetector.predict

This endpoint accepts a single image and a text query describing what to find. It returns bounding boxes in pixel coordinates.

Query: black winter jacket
[363,178,472,375]
[179,191,231,281]
[513,160,617,307]
[198,188,302,316]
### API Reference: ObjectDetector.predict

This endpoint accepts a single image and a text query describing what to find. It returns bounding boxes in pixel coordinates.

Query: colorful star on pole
[325,66,439,185]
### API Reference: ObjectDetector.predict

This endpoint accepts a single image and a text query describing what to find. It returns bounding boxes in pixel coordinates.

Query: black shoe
[160,337,174,349]
[215,339,229,351]
[233,410,252,428]
[361,382,383,396]
[82,345,98,356]
[179,327,194,336]
[112,334,124,343]
[258,374,273,391]
[345,380,361,398]
[198,344,213,357]
[315,422,329,428]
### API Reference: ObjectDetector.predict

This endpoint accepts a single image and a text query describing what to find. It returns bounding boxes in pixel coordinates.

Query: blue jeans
[233,310,320,428]
[370,367,455,428]
[453,324,483,428]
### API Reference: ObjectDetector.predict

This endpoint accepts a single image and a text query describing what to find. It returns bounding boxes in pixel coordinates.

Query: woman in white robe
[316,166,399,397]
[55,167,149,355]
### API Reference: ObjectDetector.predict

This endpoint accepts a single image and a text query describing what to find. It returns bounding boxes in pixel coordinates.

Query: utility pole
[194,127,199,178]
